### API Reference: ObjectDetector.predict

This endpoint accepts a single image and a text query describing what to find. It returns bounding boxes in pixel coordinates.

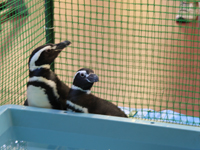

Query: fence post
[45,0,55,71]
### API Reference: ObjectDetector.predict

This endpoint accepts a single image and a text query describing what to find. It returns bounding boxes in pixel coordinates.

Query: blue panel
[0,105,200,150]
[0,108,13,135]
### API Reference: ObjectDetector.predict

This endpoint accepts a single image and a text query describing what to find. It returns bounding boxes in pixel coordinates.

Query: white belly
[27,85,52,108]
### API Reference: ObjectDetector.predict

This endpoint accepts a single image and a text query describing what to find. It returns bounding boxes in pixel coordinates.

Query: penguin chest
[27,85,52,108]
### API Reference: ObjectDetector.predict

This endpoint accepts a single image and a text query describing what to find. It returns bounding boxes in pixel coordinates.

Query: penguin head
[72,68,99,93]
[29,40,71,71]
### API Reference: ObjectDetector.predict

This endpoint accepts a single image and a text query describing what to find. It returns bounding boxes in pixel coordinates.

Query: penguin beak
[55,40,71,50]
[86,73,99,83]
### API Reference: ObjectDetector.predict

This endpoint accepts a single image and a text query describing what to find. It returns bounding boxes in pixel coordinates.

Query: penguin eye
[46,49,51,52]
[80,73,85,77]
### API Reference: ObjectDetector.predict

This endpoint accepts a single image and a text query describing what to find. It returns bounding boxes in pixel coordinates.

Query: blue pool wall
[0,105,200,150]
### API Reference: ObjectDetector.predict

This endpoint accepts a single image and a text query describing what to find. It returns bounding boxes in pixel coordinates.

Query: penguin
[24,40,71,110]
[66,68,128,118]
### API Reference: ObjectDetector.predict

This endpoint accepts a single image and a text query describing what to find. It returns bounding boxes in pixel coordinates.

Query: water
[0,126,129,150]
[0,140,93,150]
[0,127,95,150]
[1,140,27,150]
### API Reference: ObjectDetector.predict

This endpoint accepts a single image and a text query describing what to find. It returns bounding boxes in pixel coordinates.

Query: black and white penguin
[24,40,71,110]
[66,68,128,118]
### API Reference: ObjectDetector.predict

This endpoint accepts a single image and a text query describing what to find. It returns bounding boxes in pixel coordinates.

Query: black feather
[67,91,127,118]
[25,41,71,109]
[67,68,128,118]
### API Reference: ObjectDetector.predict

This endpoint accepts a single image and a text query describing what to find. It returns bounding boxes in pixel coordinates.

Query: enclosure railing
[0,0,199,126]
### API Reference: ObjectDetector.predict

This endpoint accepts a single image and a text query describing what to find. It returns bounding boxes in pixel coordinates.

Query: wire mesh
[0,0,46,105]
[0,0,200,126]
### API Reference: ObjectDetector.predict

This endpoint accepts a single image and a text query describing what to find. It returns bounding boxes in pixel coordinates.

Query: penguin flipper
[58,98,67,110]
[24,99,29,106]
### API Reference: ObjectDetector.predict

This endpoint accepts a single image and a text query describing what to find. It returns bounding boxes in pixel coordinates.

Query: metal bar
[45,0,55,71]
